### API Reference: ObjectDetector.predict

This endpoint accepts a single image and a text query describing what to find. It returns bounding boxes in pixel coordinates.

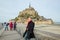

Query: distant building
[10,4,53,24]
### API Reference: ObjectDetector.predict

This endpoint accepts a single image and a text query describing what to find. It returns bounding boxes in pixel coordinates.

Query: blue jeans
[24,32,30,40]
[5,26,8,31]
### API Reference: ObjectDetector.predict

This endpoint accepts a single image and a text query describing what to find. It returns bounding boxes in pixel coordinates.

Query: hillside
[11,5,53,24]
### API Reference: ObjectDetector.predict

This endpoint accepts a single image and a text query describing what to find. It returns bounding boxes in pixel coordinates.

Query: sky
[0,0,60,22]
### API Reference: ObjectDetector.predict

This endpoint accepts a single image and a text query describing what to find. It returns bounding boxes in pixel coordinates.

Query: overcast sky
[0,0,60,22]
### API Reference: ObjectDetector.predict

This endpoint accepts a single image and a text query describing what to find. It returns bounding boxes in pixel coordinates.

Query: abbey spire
[29,3,31,8]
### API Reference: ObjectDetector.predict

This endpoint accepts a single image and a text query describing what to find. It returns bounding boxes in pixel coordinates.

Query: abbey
[10,4,53,24]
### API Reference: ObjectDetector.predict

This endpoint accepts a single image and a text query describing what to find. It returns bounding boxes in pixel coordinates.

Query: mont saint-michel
[10,5,53,24]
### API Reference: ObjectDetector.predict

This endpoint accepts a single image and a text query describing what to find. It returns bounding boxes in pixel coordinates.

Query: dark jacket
[23,20,35,39]
[26,21,34,32]
[14,22,16,30]
[6,23,9,26]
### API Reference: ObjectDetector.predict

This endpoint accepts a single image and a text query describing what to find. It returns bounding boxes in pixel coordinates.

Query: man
[14,22,16,30]
[23,17,35,40]
[5,23,9,31]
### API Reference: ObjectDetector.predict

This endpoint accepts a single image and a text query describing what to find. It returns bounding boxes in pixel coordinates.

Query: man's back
[27,21,35,32]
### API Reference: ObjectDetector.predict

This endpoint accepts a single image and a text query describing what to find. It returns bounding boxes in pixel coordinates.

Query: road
[0,23,60,40]
[0,31,24,40]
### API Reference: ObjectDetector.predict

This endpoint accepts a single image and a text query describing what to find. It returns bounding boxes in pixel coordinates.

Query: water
[53,22,60,26]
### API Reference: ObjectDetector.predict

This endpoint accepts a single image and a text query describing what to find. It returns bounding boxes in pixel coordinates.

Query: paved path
[0,31,24,40]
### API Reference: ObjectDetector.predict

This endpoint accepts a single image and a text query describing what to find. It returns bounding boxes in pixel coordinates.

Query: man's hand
[26,28,28,31]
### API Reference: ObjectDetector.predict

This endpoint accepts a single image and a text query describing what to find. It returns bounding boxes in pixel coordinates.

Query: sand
[16,23,60,40]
